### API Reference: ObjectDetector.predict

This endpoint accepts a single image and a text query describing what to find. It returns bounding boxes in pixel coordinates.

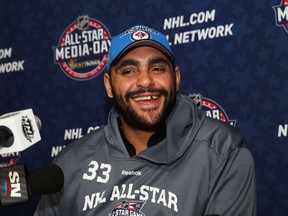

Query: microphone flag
[0,164,29,206]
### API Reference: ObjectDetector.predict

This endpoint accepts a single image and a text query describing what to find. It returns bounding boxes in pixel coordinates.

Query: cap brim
[111,40,175,68]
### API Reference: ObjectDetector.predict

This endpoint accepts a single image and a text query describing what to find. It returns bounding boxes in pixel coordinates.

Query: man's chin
[130,113,165,131]
[132,121,163,132]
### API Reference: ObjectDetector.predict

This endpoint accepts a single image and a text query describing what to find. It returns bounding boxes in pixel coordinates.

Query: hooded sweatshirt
[34,94,256,216]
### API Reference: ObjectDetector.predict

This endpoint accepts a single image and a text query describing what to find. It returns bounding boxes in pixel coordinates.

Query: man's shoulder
[55,126,106,161]
[198,117,247,160]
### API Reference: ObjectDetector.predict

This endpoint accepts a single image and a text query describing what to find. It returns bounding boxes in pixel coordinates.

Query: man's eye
[122,70,134,75]
[152,67,165,72]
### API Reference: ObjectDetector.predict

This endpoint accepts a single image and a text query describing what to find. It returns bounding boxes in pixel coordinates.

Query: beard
[112,87,176,132]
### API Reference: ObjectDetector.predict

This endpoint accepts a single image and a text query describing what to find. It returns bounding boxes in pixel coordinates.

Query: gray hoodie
[34,94,256,216]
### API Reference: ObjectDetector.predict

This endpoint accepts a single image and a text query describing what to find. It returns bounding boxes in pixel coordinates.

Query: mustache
[125,88,169,99]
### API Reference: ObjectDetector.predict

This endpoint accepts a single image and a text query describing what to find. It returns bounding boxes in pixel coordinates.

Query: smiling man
[104,45,180,154]
[34,25,257,216]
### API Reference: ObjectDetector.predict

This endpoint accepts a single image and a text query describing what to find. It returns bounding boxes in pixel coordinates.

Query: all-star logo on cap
[131,30,151,41]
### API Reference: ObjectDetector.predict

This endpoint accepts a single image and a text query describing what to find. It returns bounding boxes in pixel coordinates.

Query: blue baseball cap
[107,25,175,72]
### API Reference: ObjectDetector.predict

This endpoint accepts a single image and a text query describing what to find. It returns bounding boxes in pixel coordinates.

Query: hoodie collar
[104,94,206,164]
[117,117,166,157]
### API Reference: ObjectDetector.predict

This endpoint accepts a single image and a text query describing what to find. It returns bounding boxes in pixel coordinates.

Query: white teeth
[133,95,159,101]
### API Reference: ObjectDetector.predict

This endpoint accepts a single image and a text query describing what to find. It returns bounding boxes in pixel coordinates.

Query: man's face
[104,46,180,131]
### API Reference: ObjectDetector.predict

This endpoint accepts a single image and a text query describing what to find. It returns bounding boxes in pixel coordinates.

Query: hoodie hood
[104,94,206,164]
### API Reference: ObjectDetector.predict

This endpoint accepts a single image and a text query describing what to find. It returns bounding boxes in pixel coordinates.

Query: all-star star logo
[273,0,288,33]
[109,200,146,216]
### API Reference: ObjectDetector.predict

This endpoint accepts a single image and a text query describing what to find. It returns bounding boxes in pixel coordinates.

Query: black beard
[113,88,176,132]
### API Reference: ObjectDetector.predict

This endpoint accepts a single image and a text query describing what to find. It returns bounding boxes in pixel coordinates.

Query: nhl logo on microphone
[0,109,41,155]
[21,115,36,143]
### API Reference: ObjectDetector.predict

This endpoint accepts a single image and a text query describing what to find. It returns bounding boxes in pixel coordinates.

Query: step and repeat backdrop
[0,0,287,215]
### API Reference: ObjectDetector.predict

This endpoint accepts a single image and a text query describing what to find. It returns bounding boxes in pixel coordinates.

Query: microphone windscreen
[28,164,64,194]
[0,126,13,148]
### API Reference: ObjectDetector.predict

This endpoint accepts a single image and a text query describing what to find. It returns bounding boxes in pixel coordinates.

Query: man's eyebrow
[116,59,140,69]
[148,56,170,66]
[115,56,170,71]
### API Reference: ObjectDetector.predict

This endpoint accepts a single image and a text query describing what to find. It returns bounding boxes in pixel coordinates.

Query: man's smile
[132,95,160,101]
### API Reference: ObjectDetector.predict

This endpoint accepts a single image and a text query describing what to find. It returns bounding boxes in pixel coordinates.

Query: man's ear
[175,66,181,92]
[104,73,114,98]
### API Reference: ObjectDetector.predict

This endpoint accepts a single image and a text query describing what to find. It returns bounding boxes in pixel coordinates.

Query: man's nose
[136,70,154,88]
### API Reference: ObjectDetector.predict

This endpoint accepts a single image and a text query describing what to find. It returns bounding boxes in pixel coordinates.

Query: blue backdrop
[0,0,287,215]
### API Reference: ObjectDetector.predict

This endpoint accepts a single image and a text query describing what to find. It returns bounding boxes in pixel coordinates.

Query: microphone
[0,109,41,154]
[0,164,64,206]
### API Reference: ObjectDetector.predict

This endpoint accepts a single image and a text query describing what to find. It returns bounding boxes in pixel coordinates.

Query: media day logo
[53,15,111,80]
[189,93,236,127]
[273,0,288,33]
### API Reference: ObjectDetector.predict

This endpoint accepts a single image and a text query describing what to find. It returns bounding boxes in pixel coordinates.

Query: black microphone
[0,164,64,206]
[28,164,64,195]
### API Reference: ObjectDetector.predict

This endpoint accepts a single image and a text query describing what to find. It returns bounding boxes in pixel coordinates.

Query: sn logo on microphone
[4,171,22,197]
[0,164,29,205]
